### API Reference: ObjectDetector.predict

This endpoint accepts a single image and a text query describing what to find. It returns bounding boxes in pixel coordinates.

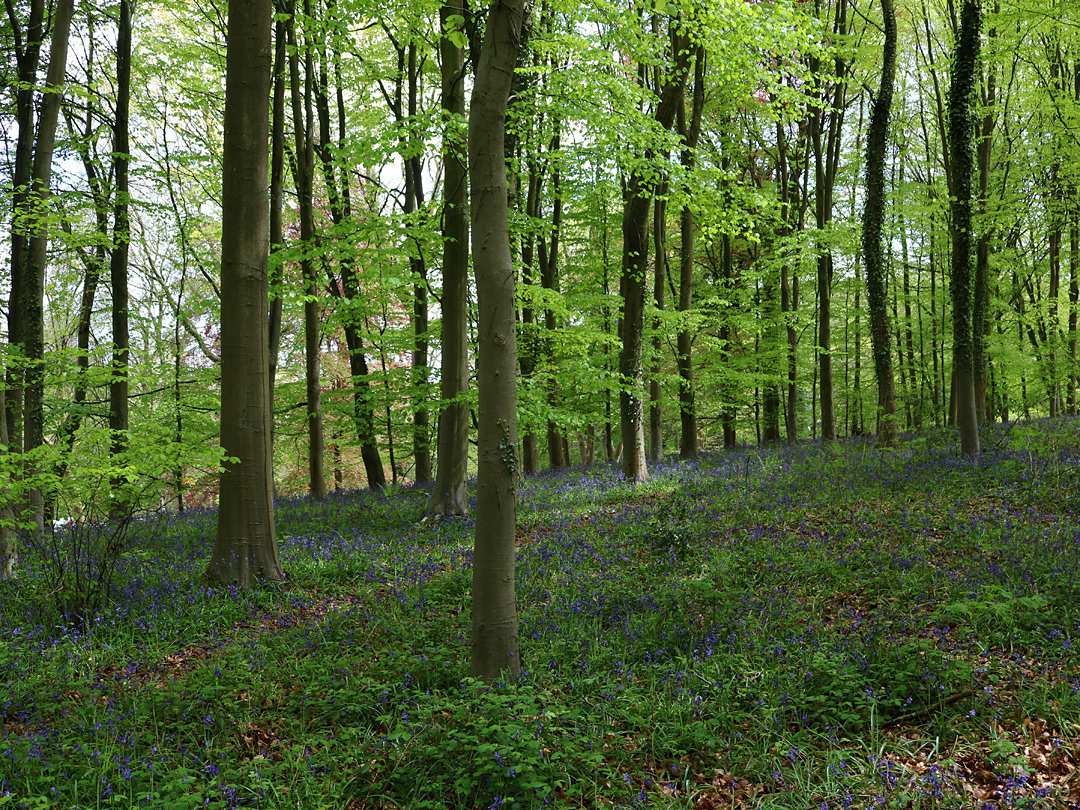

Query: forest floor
[4,419,1080,808]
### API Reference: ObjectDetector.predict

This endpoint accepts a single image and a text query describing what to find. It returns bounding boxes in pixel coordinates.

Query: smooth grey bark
[948,0,981,457]
[862,0,899,448]
[424,0,470,517]
[469,0,527,682]
[205,0,283,587]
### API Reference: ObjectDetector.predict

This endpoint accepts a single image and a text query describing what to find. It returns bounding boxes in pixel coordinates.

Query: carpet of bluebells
[4,419,1080,808]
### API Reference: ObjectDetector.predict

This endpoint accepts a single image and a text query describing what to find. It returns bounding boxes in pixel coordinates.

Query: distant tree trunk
[1070,218,1079,413]
[312,30,384,488]
[0,384,12,578]
[404,40,433,484]
[972,8,997,421]
[5,0,45,462]
[268,0,286,429]
[23,0,76,537]
[602,232,617,463]
[809,0,846,441]
[862,0,899,447]
[782,261,798,444]
[206,0,283,587]
[760,281,782,444]
[425,0,470,517]
[677,51,704,458]
[469,0,527,681]
[109,0,132,506]
[620,27,692,482]
[518,155,542,475]
[288,4,325,499]
[949,0,981,457]
[929,225,941,426]
[1049,206,1061,419]
[539,127,568,470]
[648,179,667,462]
[56,119,108,477]
[720,235,738,448]
[900,210,920,427]
[852,254,864,435]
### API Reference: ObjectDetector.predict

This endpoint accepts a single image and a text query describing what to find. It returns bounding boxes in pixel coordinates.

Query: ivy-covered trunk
[862,0,899,448]
[949,0,982,457]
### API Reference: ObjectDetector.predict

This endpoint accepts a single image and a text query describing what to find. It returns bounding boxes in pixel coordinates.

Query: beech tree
[469,0,528,681]
[205,0,283,587]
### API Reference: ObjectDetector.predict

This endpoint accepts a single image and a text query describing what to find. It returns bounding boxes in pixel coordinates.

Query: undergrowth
[2,419,1080,808]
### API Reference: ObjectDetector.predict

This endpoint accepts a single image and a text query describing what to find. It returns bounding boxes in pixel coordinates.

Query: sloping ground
[2,420,1080,808]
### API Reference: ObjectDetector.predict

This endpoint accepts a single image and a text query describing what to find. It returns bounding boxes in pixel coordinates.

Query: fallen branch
[881,688,976,729]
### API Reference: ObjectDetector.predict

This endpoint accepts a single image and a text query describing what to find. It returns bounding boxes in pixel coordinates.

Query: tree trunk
[518,158,542,476]
[619,28,692,482]
[312,32,385,488]
[469,0,527,681]
[782,261,798,444]
[648,180,667,462]
[23,0,76,538]
[5,0,45,460]
[539,128,567,470]
[404,40,433,484]
[810,0,846,441]
[676,52,704,458]
[862,0,899,448]
[55,123,109,478]
[424,0,470,517]
[972,10,997,421]
[288,3,325,499]
[0,384,12,578]
[109,0,132,507]
[268,0,286,439]
[720,234,738,448]
[949,0,981,457]
[1070,218,1079,413]
[206,0,283,587]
